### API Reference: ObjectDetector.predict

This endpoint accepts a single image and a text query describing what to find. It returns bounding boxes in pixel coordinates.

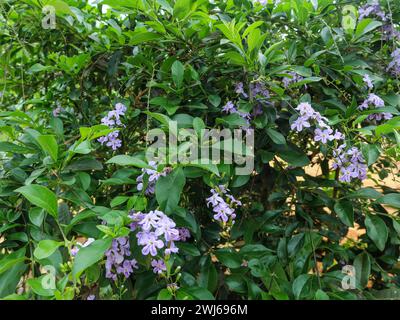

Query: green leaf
[36,135,58,161]
[127,31,162,45]
[0,256,27,298]
[365,214,388,251]
[0,142,34,154]
[173,0,192,20]
[346,188,382,200]
[29,208,45,227]
[150,96,180,116]
[289,77,322,87]
[171,60,184,88]
[0,248,26,275]
[176,242,200,256]
[278,148,310,167]
[334,200,354,227]
[354,252,371,288]
[110,196,129,208]
[106,155,151,168]
[181,162,219,176]
[27,276,55,297]
[34,240,63,260]
[16,185,58,218]
[43,0,73,15]
[184,286,215,300]
[155,167,186,214]
[215,249,241,269]
[72,238,112,278]
[292,274,311,300]
[315,289,330,300]
[375,193,400,209]
[157,288,173,300]
[362,144,380,166]
[266,128,286,145]
[355,19,382,39]
[198,258,218,293]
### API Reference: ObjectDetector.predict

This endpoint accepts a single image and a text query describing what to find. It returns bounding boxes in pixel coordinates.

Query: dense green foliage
[0,0,400,300]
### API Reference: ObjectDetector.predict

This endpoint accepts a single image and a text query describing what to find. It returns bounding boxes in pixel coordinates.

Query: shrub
[0,0,399,300]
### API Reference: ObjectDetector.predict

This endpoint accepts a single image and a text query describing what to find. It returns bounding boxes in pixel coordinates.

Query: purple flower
[101,116,115,127]
[358,100,369,111]
[87,295,95,300]
[178,228,191,242]
[105,237,138,281]
[106,137,122,150]
[250,82,270,98]
[139,210,160,231]
[53,105,62,117]
[132,210,182,259]
[367,93,385,108]
[387,48,400,76]
[333,145,367,182]
[141,232,164,256]
[282,72,304,88]
[314,128,334,144]
[358,0,387,21]
[165,241,179,255]
[291,116,311,132]
[206,189,224,207]
[332,129,345,140]
[295,102,314,117]
[363,74,373,89]
[115,102,127,116]
[358,94,388,121]
[339,167,353,183]
[212,201,233,222]
[98,103,127,150]
[151,259,166,274]
[235,82,248,98]
[222,101,237,113]
[206,187,241,225]
[155,220,180,242]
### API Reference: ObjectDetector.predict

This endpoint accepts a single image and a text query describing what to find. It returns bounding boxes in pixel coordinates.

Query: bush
[0,0,400,300]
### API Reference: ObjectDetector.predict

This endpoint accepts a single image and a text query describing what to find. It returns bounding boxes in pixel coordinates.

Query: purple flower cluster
[234,81,270,117]
[363,74,373,90]
[282,71,304,88]
[358,1,400,41]
[97,103,127,150]
[105,237,138,281]
[129,210,183,256]
[52,103,63,117]
[151,259,166,274]
[387,48,400,77]
[333,145,367,182]
[129,210,188,275]
[382,25,400,41]
[136,161,170,195]
[291,102,345,143]
[358,93,392,121]
[206,186,241,224]
[178,228,191,242]
[222,100,252,129]
[250,82,270,99]
[358,0,388,21]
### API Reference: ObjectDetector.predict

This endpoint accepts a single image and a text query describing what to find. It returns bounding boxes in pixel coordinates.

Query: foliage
[0,0,400,300]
